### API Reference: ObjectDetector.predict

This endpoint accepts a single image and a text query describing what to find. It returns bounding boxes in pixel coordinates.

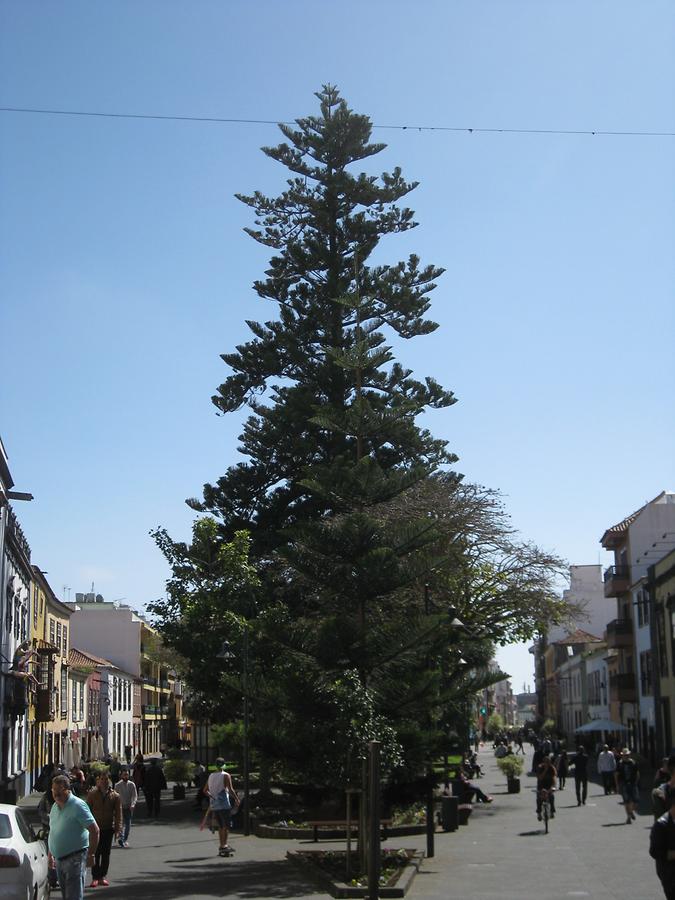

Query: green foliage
[210,722,244,765]
[496,755,524,779]
[87,761,109,779]
[486,713,504,736]
[163,758,192,785]
[152,86,573,793]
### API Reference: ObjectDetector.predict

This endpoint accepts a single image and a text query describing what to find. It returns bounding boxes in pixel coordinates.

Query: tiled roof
[601,491,667,545]
[554,628,603,645]
[68,647,113,668]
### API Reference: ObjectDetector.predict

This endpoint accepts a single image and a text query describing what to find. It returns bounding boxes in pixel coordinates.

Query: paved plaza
[21,747,665,899]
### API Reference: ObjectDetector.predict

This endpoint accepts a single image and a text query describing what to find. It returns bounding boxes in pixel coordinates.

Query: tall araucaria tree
[155,85,463,778]
[153,86,482,785]
[191,84,456,546]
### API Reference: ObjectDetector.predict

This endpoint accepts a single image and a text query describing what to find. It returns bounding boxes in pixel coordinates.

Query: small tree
[486,713,504,737]
[496,755,524,780]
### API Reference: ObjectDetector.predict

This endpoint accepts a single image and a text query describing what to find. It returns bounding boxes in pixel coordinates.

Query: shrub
[496,756,524,780]
[163,758,192,785]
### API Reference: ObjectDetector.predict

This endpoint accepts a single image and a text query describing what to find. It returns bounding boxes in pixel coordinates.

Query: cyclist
[536,755,557,821]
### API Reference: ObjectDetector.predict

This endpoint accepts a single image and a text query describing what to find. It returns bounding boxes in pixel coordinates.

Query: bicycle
[539,788,553,834]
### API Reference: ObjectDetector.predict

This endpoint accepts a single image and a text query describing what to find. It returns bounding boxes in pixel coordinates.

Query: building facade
[601,491,675,760]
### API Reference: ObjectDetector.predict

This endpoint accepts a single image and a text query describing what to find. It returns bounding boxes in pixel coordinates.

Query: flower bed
[287,848,423,898]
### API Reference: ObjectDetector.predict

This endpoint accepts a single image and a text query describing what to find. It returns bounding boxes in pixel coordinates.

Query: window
[49,618,56,646]
[56,622,62,652]
[33,585,38,631]
[79,683,84,721]
[72,680,78,721]
[60,673,67,719]
[640,650,653,696]
[63,626,68,657]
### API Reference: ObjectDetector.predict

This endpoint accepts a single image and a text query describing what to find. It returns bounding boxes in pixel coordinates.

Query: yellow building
[40,576,73,767]
[27,568,59,790]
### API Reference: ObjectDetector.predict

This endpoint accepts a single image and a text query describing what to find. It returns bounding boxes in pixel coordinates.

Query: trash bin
[441,795,458,832]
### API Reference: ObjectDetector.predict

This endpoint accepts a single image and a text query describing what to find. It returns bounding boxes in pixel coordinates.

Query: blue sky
[1,1,674,692]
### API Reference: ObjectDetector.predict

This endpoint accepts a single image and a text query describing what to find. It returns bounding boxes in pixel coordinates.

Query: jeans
[121,808,133,842]
[55,847,87,900]
[601,771,615,794]
[92,828,114,880]
[575,775,588,804]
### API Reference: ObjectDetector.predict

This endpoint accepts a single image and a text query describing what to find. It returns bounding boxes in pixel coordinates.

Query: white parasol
[63,738,74,770]
[96,734,105,758]
[73,741,82,767]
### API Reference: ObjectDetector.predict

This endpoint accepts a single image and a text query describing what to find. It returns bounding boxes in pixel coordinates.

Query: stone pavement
[19,747,666,899]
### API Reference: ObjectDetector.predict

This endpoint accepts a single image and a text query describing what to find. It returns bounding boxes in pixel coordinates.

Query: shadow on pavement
[98,859,318,899]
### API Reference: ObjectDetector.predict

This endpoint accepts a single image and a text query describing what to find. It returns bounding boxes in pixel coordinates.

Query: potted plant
[497,755,524,793]
[163,758,192,800]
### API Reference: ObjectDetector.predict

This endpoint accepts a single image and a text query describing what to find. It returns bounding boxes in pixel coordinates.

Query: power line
[1,105,674,138]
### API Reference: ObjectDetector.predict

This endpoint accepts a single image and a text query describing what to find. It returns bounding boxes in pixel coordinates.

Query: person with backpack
[617,747,640,824]
[205,758,240,857]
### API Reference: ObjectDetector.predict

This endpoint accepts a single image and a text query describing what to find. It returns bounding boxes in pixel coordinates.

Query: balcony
[604,565,631,598]
[606,618,633,649]
[609,672,636,703]
[34,688,54,723]
[142,704,160,717]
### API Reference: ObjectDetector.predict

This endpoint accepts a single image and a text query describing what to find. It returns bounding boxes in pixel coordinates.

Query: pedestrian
[48,773,99,900]
[205,757,240,856]
[86,771,122,887]
[653,759,675,822]
[457,768,493,803]
[114,768,138,848]
[515,730,525,755]
[650,792,675,899]
[143,757,167,817]
[109,755,122,785]
[571,744,589,806]
[69,764,86,797]
[131,753,145,792]
[556,750,569,790]
[597,744,617,795]
[192,760,208,809]
[617,747,640,824]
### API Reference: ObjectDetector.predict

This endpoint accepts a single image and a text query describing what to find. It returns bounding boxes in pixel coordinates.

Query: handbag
[210,787,232,812]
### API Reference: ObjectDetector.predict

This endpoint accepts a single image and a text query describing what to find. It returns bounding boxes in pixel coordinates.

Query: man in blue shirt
[49,774,99,899]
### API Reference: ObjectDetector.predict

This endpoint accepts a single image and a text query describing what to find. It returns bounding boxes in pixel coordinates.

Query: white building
[0,439,32,801]
[67,598,171,755]
[601,491,675,761]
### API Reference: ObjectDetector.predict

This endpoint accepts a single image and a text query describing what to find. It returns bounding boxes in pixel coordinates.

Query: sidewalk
[408,745,663,900]
[18,750,666,899]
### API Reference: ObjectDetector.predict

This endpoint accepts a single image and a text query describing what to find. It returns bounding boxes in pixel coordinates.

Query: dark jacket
[144,763,167,793]
[650,812,675,876]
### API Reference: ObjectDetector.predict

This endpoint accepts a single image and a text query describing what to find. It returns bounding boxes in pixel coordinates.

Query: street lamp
[217,633,250,836]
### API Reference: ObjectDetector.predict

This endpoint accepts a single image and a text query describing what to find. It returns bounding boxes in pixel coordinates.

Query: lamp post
[217,633,250,836]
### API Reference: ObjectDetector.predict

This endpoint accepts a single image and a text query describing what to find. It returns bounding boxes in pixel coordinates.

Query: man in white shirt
[114,769,138,848]
[597,744,617,795]
[206,758,239,856]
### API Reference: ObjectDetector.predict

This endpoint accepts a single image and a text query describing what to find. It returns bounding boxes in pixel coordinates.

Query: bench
[308,819,393,842]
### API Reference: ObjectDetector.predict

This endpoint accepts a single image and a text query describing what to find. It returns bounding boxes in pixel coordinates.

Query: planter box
[287,849,424,898]
[507,777,521,794]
